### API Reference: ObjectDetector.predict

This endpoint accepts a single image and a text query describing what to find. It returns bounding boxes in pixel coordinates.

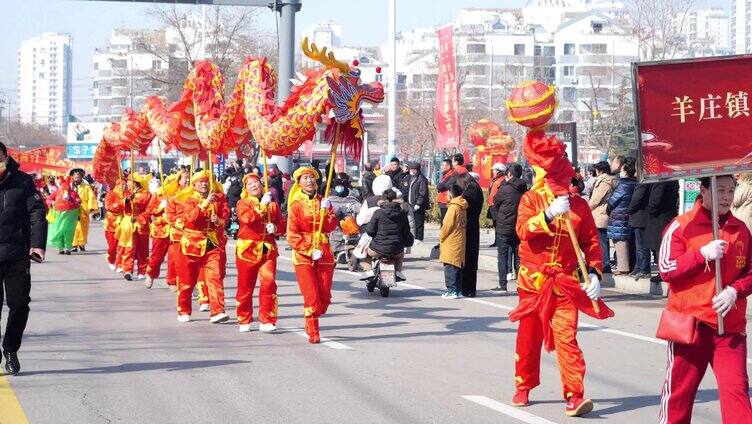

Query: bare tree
[6,121,65,148]
[134,5,277,100]
[624,0,695,60]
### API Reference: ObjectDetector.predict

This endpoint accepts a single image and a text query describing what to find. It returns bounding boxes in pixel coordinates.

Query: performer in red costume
[176,170,229,324]
[235,173,285,333]
[144,173,179,289]
[509,130,614,417]
[119,174,152,281]
[103,178,128,271]
[286,167,338,343]
[164,170,190,293]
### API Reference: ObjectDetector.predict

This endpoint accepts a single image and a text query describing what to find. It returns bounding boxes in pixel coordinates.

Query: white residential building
[17,33,73,134]
[731,0,750,53]
[676,7,730,53]
[91,30,169,122]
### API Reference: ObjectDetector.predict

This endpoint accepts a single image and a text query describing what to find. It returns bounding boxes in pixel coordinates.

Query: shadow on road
[19,359,250,376]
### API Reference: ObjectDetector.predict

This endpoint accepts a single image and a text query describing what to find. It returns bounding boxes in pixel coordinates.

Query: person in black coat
[361,163,376,200]
[401,162,430,243]
[456,172,483,297]
[365,190,413,279]
[0,145,47,375]
[385,157,407,190]
[491,163,528,292]
[645,180,679,282]
[627,183,652,277]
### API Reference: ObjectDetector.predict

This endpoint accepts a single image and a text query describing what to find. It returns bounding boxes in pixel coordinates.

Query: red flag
[435,25,461,149]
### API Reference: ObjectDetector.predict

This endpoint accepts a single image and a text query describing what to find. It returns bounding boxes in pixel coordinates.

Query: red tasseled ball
[375,66,382,73]
[352,59,359,67]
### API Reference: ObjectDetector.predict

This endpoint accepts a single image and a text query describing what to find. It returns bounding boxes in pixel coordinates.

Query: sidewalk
[410,223,668,297]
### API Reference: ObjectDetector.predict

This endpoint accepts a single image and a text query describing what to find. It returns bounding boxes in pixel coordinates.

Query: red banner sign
[435,25,461,150]
[9,146,93,175]
[635,55,752,182]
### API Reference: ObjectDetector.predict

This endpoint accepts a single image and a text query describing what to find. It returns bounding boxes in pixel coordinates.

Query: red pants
[121,232,149,275]
[293,262,334,319]
[236,255,278,325]
[659,324,752,424]
[116,245,124,269]
[197,268,209,305]
[105,231,117,265]
[515,290,585,400]
[177,248,225,316]
[146,237,170,279]
[166,242,181,286]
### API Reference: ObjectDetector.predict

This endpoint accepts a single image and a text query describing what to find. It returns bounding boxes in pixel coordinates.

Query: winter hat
[372,174,393,196]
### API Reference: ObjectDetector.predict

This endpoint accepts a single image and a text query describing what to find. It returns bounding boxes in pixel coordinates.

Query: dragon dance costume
[286,167,338,343]
[235,173,286,330]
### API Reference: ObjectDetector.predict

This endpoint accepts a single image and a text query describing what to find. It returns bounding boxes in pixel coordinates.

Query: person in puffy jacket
[365,189,413,280]
[491,163,528,292]
[588,161,616,273]
[606,160,637,275]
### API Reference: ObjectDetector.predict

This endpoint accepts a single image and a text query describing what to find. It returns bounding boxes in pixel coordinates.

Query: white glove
[414,204,420,211]
[311,249,323,261]
[712,286,738,317]
[265,223,276,234]
[545,196,570,220]
[700,239,728,261]
[159,199,168,209]
[321,198,331,209]
[582,273,601,300]
[260,193,272,206]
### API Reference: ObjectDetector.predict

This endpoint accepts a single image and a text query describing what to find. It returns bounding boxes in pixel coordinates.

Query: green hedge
[427,186,494,229]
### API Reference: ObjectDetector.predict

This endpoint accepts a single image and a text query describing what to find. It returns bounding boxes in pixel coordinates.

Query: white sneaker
[414,240,424,245]
[395,271,406,281]
[144,276,153,289]
[507,272,516,280]
[177,314,191,323]
[238,324,252,333]
[116,267,123,273]
[210,313,229,324]
[199,303,210,312]
[108,263,116,271]
[259,323,277,333]
[137,274,145,280]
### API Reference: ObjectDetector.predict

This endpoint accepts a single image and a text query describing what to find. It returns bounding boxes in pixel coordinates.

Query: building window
[564,43,575,55]
[543,46,555,56]
[514,44,526,56]
[413,74,423,84]
[563,66,575,77]
[152,60,161,70]
[563,87,576,102]
[467,43,486,54]
[579,44,608,54]
[410,91,421,101]
[467,64,488,76]
[397,74,407,85]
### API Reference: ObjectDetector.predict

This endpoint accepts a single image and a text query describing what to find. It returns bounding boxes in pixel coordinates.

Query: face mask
[335,186,345,194]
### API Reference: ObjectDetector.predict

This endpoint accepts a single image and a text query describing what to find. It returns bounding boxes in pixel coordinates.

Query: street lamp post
[387,0,397,159]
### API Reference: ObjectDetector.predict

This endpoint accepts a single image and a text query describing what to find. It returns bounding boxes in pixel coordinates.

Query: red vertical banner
[435,25,461,149]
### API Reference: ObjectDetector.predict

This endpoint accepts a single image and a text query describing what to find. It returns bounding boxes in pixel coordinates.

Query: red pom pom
[375,66,382,73]
[352,59,359,67]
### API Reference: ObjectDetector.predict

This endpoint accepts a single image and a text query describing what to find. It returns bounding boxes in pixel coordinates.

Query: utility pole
[387,0,397,159]
[271,0,301,173]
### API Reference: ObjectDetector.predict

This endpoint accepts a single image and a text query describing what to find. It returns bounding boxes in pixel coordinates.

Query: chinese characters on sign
[634,55,752,182]
[434,25,461,149]
[671,92,750,123]
[67,143,99,159]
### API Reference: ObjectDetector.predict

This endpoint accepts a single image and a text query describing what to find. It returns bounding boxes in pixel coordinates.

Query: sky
[0,0,726,118]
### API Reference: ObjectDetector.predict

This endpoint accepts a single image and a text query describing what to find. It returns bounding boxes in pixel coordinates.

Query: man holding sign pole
[657,175,752,423]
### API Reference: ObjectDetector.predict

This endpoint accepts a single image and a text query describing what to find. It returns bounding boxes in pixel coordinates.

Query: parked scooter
[365,257,400,297]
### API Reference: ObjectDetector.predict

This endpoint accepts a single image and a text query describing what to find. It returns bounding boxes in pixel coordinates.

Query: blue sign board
[213,155,226,177]
[67,143,99,159]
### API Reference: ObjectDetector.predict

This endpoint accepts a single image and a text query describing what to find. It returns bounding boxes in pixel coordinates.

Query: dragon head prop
[302,37,385,160]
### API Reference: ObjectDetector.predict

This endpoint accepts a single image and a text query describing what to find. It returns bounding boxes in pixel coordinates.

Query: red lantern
[506,80,557,129]
[467,119,502,147]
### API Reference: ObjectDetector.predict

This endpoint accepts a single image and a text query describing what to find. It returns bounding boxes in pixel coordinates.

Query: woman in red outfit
[176,170,230,324]
[235,173,285,333]
[286,167,338,343]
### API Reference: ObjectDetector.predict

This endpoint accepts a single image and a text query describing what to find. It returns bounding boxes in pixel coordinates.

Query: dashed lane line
[463,395,560,424]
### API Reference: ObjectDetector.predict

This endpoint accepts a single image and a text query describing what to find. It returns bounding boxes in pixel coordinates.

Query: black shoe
[489,243,497,248]
[650,274,662,283]
[4,351,20,375]
[462,292,476,298]
[490,285,508,292]
[58,250,65,255]
[124,273,133,281]
[79,246,86,252]
[71,247,79,252]
[64,250,72,255]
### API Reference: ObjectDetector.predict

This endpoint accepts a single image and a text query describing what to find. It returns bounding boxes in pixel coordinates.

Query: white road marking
[462,395,560,424]
[279,326,354,350]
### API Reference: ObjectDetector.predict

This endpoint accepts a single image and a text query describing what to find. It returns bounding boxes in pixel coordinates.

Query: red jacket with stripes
[659,202,752,333]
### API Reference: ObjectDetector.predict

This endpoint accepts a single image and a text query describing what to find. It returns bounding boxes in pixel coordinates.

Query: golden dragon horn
[301,36,350,74]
